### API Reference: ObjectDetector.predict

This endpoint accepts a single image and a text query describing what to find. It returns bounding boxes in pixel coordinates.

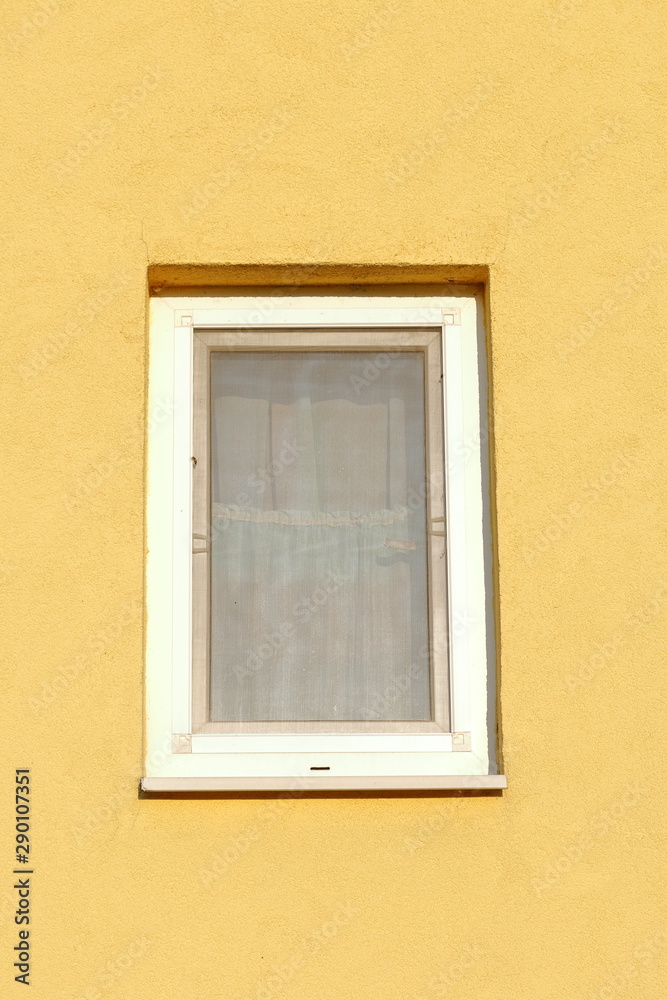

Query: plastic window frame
[142,287,505,791]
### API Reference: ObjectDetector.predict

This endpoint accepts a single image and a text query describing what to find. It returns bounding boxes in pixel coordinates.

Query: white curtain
[209,352,431,722]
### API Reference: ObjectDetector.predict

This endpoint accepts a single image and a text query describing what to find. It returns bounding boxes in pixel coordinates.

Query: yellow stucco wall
[2,1,666,997]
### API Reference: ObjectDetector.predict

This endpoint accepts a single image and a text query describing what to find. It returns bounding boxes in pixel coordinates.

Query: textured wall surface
[2,1,667,997]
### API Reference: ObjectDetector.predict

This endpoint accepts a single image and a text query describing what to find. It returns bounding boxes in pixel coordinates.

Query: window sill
[141,775,507,792]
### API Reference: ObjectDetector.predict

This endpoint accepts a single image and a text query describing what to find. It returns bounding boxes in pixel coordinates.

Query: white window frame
[142,287,505,791]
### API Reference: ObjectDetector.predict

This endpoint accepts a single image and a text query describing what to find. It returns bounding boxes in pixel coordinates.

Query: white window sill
[141,775,507,792]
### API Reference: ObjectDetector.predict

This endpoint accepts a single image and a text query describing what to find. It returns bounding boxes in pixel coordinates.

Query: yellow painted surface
[2,1,667,997]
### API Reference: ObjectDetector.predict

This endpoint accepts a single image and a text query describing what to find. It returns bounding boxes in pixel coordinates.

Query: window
[143,288,504,790]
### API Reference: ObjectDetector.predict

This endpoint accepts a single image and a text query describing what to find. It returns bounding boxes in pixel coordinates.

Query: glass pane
[209,351,431,722]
